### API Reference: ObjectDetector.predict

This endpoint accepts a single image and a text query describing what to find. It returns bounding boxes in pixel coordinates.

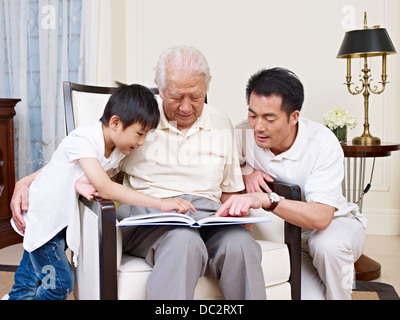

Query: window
[0,0,82,177]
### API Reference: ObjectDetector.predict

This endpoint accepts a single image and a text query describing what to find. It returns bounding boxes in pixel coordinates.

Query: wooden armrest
[267,181,301,201]
[79,196,118,300]
[267,181,301,300]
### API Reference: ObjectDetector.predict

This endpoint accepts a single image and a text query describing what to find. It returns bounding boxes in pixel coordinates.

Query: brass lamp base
[352,135,381,145]
[352,121,381,145]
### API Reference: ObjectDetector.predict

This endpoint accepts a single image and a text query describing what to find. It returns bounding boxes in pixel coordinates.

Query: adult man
[217,67,367,300]
[11,46,266,300]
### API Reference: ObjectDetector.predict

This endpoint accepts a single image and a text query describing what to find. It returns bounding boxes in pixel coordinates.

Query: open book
[117,212,271,228]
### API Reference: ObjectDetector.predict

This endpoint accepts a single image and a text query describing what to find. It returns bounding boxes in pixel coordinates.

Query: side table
[341,142,400,281]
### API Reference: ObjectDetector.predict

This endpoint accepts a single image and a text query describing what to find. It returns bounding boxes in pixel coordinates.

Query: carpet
[353,280,400,300]
[351,290,379,300]
[0,269,15,299]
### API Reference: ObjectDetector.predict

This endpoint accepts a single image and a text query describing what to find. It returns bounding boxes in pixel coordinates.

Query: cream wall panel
[361,0,400,235]
[97,0,112,86]
[120,0,400,234]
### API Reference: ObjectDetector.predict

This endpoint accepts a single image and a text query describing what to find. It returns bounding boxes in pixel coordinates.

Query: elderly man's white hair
[154,45,212,95]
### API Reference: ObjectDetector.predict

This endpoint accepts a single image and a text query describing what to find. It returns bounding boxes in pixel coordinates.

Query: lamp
[337,12,396,145]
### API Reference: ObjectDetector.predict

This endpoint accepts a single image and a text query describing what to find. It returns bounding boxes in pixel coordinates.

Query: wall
[103,0,400,235]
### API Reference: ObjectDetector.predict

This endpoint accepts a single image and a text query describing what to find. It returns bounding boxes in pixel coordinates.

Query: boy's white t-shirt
[20,121,125,265]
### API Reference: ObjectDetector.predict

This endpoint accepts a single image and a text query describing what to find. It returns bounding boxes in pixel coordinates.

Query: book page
[117,212,195,227]
[197,215,271,226]
[117,211,271,227]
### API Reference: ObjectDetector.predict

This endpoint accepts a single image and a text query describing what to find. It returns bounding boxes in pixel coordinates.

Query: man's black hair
[100,82,160,130]
[246,67,304,118]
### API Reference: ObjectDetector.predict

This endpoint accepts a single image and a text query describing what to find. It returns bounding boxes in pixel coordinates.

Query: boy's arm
[78,158,196,213]
[74,175,100,201]
[74,168,114,200]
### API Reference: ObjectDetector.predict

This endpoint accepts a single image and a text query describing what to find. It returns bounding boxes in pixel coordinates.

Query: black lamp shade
[337,28,396,58]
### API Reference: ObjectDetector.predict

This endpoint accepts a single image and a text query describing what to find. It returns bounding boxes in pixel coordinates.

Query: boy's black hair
[100,82,160,130]
[246,67,304,119]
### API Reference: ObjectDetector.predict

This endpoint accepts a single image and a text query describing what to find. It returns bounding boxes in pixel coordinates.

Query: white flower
[323,109,357,130]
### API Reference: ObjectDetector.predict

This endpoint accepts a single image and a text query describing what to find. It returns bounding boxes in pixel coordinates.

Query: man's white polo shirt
[236,117,367,227]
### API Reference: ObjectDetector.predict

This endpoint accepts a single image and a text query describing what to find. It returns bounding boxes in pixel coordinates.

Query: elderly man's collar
[157,96,212,132]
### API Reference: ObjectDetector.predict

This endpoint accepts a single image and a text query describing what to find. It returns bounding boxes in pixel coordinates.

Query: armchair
[63,81,301,300]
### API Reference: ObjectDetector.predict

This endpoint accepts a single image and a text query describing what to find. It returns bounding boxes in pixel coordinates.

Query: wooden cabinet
[0,99,21,249]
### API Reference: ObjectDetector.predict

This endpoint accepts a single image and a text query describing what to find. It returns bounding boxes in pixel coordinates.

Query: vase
[331,126,347,143]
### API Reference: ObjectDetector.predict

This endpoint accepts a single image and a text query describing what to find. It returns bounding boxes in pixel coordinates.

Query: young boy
[7,83,195,300]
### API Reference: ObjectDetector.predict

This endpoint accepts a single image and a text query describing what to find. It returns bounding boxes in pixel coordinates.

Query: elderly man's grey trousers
[117,196,266,300]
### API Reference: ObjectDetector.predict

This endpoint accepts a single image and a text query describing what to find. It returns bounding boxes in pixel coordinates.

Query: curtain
[0,0,99,180]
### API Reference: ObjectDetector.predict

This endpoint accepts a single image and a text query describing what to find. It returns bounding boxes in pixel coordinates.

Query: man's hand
[215,192,267,217]
[216,193,270,232]
[74,175,100,201]
[242,168,274,193]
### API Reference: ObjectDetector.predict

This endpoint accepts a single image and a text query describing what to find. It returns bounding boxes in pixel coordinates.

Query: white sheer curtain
[79,0,99,85]
[0,1,30,179]
[0,0,99,179]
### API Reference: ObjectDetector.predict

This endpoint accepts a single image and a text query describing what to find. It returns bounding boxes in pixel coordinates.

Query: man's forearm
[272,198,335,231]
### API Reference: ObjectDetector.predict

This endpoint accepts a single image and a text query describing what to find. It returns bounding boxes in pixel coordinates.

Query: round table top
[341,142,400,158]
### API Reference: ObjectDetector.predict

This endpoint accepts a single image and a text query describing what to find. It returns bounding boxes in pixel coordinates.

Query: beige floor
[1,235,399,296]
[362,235,400,294]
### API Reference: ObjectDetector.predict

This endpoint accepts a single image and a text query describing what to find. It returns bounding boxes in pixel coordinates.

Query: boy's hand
[160,198,197,214]
[74,175,100,201]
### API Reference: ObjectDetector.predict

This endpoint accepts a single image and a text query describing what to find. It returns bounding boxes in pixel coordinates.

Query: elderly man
[217,67,367,300]
[115,46,265,300]
[11,46,266,300]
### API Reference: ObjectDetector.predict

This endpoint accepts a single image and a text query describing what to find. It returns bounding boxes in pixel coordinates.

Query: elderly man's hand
[10,179,30,234]
[10,167,44,234]
[242,168,274,193]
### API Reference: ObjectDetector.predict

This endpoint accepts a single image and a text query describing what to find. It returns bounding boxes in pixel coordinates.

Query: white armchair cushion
[71,91,111,128]
[259,240,290,286]
[116,239,290,300]
[251,208,285,243]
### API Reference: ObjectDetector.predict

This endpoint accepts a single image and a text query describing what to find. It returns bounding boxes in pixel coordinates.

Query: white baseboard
[362,208,400,235]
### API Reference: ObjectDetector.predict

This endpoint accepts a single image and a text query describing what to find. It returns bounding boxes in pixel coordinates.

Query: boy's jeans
[8,228,74,300]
